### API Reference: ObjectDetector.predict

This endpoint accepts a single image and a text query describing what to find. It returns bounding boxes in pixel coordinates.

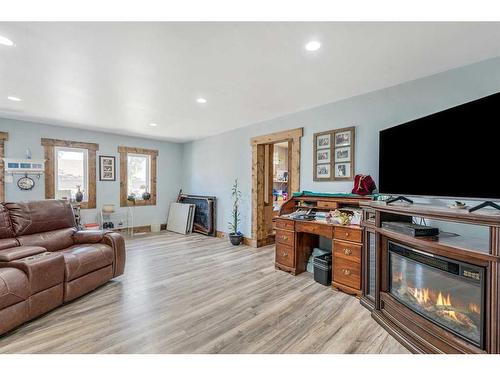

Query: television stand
[468,201,500,213]
[385,196,414,205]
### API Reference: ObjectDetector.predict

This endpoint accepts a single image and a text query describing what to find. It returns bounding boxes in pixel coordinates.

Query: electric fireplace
[388,241,485,348]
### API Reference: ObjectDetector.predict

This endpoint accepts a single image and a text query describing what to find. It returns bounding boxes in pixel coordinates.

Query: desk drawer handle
[343,249,352,256]
[281,235,288,241]
[344,232,350,237]
[342,269,352,276]
[282,251,288,258]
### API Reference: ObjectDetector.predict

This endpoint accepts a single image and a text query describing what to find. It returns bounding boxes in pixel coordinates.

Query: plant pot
[229,233,243,246]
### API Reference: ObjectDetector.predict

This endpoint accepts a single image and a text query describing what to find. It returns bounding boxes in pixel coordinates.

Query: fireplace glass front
[388,241,485,348]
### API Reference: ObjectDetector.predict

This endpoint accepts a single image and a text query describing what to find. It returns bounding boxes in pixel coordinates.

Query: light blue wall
[0,119,184,227]
[2,57,499,237]
[182,56,500,237]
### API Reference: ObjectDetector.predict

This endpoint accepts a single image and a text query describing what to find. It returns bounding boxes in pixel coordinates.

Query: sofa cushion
[0,204,15,239]
[5,200,76,236]
[60,243,114,281]
[17,228,75,252]
[0,238,19,251]
[0,268,30,310]
[8,252,65,294]
[0,245,46,262]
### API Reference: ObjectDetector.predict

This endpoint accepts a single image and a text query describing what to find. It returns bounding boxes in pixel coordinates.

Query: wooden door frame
[250,128,303,247]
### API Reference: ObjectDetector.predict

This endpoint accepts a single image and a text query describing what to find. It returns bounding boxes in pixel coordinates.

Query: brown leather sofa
[0,200,125,336]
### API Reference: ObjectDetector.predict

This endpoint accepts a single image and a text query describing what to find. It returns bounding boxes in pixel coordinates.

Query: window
[127,153,151,199]
[41,138,98,209]
[118,146,158,206]
[55,147,88,201]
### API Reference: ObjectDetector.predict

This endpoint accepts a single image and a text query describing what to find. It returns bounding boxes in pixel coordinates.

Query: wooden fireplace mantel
[360,201,500,354]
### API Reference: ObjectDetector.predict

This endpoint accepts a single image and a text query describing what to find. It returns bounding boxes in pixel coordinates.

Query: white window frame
[127,153,151,201]
[54,146,89,202]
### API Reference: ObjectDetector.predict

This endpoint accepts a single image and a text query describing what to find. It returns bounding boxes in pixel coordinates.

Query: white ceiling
[1,22,500,143]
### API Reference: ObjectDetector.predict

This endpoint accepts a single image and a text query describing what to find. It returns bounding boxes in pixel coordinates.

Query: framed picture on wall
[316,133,331,149]
[334,146,350,162]
[316,164,331,179]
[313,130,334,181]
[314,126,355,181]
[316,149,331,164]
[334,162,352,179]
[99,156,116,181]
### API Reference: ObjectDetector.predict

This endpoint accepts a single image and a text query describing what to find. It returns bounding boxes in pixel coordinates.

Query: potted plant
[228,178,243,245]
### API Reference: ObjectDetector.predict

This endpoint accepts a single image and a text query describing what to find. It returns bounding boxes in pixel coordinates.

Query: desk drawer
[276,230,295,247]
[295,221,333,238]
[275,243,295,268]
[317,201,339,210]
[333,240,361,263]
[275,219,295,231]
[334,226,362,243]
[333,257,361,290]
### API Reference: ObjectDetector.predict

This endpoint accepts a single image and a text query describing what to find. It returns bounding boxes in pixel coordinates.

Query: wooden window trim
[41,138,98,209]
[118,146,158,207]
[0,132,8,202]
[250,128,303,247]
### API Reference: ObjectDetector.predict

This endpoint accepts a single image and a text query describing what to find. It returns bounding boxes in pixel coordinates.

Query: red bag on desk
[352,174,376,196]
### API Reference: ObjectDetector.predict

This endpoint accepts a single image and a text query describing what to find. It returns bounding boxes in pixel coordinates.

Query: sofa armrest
[0,246,47,262]
[73,230,106,244]
[101,232,126,277]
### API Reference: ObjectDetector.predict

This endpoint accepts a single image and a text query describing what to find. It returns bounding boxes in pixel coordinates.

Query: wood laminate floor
[0,232,408,354]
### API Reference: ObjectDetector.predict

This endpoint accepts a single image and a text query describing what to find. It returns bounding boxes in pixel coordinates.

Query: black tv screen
[379,92,500,200]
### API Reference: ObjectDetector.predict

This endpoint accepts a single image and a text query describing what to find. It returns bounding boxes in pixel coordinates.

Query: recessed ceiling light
[7,96,22,102]
[149,123,157,127]
[0,35,14,47]
[305,40,321,52]
[196,97,207,104]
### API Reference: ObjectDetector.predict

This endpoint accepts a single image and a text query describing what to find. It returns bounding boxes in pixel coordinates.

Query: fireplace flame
[440,309,459,321]
[436,291,452,307]
[468,303,481,314]
[412,287,430,304]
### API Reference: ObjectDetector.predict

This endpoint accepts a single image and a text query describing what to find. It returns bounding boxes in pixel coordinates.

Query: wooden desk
[274,194,371,296]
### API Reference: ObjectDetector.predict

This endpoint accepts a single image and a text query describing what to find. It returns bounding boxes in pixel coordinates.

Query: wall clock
[17,176,35,191]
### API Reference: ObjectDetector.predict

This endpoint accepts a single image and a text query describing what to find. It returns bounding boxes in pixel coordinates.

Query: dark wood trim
[378,292,485,354]
[366,200,500,227]
[250,128,303,145]
[251,128,303,247]
[117,146,158,156]
[41,138,99,151]
[216,230,254,247]
[41,137,98,209]
[118,146,158,207]
[0,132,8,202]
[114,225,152,234]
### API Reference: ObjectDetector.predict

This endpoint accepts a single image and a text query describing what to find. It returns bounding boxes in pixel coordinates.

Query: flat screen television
[379,92,500,200]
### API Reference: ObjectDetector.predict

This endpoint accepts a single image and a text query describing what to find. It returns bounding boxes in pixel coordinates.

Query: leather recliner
[0,200,126,336]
